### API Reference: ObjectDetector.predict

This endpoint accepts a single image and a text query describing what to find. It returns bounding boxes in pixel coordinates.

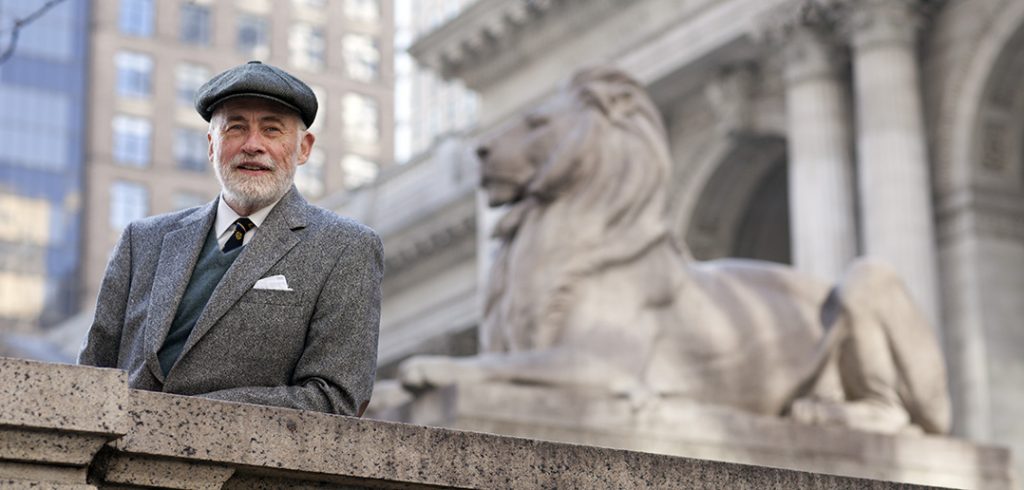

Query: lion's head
[477,67,679,353]
[477,67,671,212]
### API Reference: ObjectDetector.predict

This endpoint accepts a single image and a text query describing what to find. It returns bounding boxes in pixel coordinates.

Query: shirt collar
[214,194,284,236]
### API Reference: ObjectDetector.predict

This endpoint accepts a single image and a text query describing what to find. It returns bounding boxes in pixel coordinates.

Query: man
[79,61,383,417]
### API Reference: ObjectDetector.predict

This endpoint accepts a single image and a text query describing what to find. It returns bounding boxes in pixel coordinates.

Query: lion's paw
[790,397,829,426]
[398,355,486,390]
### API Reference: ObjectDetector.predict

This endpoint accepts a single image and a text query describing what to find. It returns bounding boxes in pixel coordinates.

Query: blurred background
[0,0,478,358]
[1,0,1023,478]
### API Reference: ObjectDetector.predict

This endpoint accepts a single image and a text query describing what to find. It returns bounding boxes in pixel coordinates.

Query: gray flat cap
[195,60,317,127]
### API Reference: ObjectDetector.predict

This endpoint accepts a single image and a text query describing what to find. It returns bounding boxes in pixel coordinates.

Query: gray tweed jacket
[78,187,383,416]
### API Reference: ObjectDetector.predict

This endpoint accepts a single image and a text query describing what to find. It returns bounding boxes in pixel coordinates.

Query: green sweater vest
[158,227,244,376]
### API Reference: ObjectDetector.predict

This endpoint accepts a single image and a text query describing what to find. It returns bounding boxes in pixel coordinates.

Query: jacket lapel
[144,201,216,383]
[177,187,308,359]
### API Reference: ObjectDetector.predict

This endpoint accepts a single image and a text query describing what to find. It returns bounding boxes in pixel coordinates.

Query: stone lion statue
[400,67,951,434]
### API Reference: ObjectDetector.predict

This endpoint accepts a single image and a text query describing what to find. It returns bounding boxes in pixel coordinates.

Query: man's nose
[241,131,267,154]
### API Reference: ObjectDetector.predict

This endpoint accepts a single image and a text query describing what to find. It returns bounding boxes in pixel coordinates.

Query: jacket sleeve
[78,223,134,368]
[199,228,384,416]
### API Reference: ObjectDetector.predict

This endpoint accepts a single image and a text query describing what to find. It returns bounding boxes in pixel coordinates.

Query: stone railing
[0,357,973,488]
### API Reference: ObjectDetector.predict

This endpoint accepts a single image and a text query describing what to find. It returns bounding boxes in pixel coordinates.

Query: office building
[0,0,90,332]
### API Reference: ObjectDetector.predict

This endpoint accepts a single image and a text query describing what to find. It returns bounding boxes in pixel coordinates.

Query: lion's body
[400,68,952,434]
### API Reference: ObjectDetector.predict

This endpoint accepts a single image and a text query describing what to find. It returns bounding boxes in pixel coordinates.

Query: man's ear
[297,131,315,165]
[207,131,214,162]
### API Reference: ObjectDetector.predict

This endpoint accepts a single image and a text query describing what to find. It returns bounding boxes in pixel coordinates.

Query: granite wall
[0,357,960,489]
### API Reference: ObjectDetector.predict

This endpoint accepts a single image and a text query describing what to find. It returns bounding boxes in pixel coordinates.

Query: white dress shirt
[213,195,284,250]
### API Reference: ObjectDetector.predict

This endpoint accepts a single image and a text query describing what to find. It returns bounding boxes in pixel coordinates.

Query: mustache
[229,153,276,170]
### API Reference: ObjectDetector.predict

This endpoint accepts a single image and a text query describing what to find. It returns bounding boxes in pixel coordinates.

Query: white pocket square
[253,275,293,291]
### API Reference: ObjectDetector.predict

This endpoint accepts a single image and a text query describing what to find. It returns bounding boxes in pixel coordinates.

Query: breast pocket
[240,287,306,306]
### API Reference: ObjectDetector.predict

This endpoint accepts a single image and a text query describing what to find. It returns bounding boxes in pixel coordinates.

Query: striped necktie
[222,217,255,253]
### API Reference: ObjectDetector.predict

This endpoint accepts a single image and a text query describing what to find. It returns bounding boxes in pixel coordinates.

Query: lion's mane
[482,68,682,353]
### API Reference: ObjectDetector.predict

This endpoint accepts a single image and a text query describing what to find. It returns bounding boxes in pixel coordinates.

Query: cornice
[408,0,632,88]
[408,0,543,83]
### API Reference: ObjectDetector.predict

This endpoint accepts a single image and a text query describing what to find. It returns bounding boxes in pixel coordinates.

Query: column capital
[752,1,846,84]
[753,0,834,45]
[836,0,937,50]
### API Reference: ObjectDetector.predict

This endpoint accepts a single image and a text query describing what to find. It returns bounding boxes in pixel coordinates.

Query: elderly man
[79,61,383,417]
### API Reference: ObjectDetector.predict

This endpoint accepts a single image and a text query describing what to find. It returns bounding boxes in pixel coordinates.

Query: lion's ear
[579,79,638,124]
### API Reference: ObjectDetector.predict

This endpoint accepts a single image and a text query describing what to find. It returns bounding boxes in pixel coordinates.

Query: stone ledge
[0,357,944,488]
[389,382,1017,489]
[0,357,128,434]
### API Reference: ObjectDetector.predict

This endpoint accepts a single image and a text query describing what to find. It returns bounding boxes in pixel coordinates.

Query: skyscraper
[0,0,90,332]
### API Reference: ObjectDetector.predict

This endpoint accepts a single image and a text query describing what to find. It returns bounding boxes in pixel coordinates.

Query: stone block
[387,381,1016,489]
[0,359,966,488]
[115,388,909,488]
[0,357,128,434]
[0,357,129,487]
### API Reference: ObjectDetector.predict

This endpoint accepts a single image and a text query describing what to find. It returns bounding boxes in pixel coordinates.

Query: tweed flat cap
[195,61,317,127]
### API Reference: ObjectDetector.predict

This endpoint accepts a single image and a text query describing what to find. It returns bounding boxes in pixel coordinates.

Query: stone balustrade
[0,357,1002,488]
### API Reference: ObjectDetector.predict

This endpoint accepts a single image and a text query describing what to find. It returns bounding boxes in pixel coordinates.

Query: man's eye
[226,125,244,132]
[264,127,282,134]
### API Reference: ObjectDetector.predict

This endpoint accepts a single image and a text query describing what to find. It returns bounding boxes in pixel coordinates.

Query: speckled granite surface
[0,357,128,434]
[0,357,946,488]
[0,357,129,485]
[112,390,932,488]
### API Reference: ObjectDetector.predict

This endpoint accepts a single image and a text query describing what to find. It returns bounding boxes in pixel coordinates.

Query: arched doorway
[684,137,791,264]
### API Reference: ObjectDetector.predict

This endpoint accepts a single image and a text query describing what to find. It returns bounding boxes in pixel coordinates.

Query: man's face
[208,97,315,214]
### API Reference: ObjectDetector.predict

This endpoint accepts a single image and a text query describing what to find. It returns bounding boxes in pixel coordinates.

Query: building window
[175,128,208,172]
[110,181,149,230]
[180,3,211,45]
[0,86,70,171]
[115,51,153,99]
[176,63,210,107]
[173,191,209,210]
[343,34,380,82]
[289,23,325,72]
[342,93,379,146]
[237,14,269,58]
[341,154,378,189]
[344,0,379,23]
[112,116,151,167]
[119,0,154,37]
[295,149,325,198]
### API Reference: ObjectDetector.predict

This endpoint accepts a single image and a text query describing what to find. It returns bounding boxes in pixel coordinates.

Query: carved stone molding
[385,212,476,274]
[937,186,1024,243]
[837,0,934,50]
[704,62,760,137]
[753,1,846,84]
[410,0,565,81]
[754,0,833,44]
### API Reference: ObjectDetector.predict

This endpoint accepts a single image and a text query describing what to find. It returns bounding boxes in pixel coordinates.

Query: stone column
[844,0,941,329]
[778,15,858,282]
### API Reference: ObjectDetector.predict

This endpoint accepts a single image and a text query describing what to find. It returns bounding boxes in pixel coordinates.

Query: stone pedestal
[389,381,1017,489]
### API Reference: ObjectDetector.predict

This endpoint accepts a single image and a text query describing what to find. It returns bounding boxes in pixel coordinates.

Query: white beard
[214,152,296,213]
